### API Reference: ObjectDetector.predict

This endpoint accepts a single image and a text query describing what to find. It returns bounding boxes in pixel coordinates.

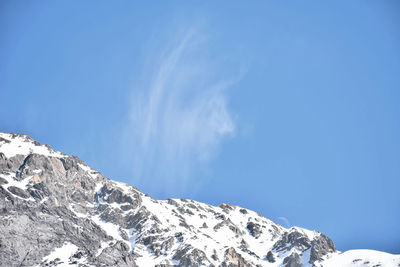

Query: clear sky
[1,1,399,253]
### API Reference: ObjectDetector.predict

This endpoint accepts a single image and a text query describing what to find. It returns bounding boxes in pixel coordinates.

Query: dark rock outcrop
[283,252,302,267]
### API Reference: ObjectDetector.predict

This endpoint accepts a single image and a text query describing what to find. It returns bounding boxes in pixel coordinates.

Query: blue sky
[1,1,399,253]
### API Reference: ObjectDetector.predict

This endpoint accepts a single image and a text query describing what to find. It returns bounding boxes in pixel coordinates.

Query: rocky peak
[0,132,399,267]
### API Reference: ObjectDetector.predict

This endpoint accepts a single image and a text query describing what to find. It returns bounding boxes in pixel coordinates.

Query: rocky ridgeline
[0,132,399,267]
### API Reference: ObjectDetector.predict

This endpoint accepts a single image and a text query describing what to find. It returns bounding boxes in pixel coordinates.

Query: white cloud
[126,27,238,195]
[277,216,291,228]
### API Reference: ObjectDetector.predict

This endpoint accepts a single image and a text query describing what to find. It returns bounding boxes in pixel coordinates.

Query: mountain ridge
[0,131,399,267]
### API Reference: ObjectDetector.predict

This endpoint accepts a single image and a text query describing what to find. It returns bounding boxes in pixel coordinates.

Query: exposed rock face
[265,251,275,263]
[246,222,262,239]
[222,247,252,267]
[0,132,399,267]
[310,233,336,263]
[282,252,302,267]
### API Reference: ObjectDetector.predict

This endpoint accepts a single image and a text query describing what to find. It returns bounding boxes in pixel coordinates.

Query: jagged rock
[7,186,30,199]
[247,221,262,238]
[178,248,210,267]
[222,247,252,267]
[214,218,242,235]
[96,241,136,266]
[272,229,311,253]
[310,233,336,263]
[283,252,302,267]
[219,203,235,213]
[266,251,275,263]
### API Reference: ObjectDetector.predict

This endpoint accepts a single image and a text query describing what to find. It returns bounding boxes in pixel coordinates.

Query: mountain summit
[0,132,398,267]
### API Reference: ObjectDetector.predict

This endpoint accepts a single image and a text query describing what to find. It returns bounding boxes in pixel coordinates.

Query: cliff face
[0,132,398,267]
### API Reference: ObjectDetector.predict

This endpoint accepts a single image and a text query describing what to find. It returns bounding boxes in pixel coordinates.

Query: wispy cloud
[277,216,291,228]
[126,27,239,196]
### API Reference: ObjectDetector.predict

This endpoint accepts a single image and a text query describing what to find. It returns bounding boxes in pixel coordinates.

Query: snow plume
[127,28,238,195]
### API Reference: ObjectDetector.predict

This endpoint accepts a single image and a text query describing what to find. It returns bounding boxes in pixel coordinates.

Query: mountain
[0,132,398,267]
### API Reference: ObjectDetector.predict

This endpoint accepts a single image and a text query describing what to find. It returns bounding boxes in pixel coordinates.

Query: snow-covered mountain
[0,132,399,267]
